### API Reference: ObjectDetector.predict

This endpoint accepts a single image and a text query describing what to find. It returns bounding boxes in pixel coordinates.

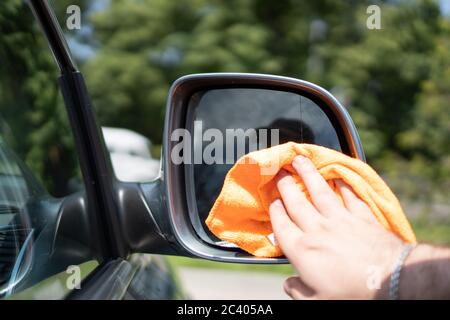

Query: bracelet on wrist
[389,243,416,300]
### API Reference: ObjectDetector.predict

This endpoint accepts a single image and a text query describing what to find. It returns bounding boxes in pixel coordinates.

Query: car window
[50,0,163,183]
[0,1,97,299]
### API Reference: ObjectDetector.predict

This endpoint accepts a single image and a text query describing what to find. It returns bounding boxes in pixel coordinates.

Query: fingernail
[272,199,283,207]
[267,233,278,246]
[293,155,307,166]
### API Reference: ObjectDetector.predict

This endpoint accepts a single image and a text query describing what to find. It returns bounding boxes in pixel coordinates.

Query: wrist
[398,244,450,299]
[373,236,405,300]
[397,244,428,299]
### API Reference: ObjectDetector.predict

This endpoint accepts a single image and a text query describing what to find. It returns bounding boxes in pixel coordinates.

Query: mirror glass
[187,88,342,244]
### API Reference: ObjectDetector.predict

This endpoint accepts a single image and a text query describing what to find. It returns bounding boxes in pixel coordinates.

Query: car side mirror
[158,73,365,263]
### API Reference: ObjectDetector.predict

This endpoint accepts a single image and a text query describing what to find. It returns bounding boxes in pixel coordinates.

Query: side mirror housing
[156,73,364,263]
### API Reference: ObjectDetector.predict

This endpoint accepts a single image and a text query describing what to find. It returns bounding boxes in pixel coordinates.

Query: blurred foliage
[0,0,80,196]
[412,216,450,245]
[398,20,450,186]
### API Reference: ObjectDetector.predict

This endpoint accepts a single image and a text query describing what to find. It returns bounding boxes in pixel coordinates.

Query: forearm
[398,244,450,299]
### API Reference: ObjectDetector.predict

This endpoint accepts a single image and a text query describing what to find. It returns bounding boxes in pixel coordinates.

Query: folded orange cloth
[205,142,416,258]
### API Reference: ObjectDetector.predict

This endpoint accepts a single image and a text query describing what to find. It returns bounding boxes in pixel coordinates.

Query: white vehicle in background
[101,127,160,182]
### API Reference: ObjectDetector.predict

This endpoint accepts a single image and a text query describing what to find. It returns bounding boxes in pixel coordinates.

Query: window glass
[0,1,95,299]
[8,261,98,300]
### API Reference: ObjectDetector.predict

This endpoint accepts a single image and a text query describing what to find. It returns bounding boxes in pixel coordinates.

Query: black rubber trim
[28,0,127,260]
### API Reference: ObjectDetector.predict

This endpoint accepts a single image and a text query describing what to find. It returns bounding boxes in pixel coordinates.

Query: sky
[441,0,450,16]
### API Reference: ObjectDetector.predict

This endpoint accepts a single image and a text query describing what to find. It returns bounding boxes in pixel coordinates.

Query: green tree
[398,19,450,188]
[83,0,370,143]
[0,0,78,195]
[324,0,441,161]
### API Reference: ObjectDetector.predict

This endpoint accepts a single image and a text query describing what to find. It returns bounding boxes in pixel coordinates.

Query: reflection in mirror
[187,88,341,244]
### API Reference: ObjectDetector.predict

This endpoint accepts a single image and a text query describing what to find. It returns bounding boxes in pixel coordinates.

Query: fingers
[335,179,378,224]
[269,199,303,258]
[284,276,317,300]
[292,156,343,217]
[275,170,323,230]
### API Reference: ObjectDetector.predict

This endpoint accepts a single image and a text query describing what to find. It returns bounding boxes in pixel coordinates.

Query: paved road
[177,267,290,300]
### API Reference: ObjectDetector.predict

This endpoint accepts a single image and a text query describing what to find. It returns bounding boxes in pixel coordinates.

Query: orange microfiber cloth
[205,142,416,258]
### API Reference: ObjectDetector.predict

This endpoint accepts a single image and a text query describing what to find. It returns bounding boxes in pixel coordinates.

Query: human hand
[269,155,405,299]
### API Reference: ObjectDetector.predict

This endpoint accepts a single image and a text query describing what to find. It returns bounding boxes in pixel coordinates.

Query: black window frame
[25,0,129,297]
